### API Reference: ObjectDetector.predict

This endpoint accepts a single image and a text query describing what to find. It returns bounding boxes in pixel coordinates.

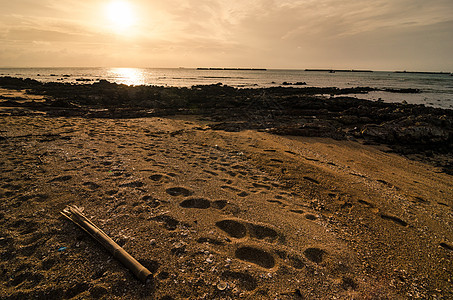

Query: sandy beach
[0,86,452,299]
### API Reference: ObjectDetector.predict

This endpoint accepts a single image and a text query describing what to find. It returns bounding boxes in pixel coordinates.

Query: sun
[106,1,136,33]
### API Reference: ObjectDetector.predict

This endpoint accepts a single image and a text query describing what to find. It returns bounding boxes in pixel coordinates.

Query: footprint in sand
[327,192,338,199]
[303,176,320,184]
[285,150,297,155]
[264,149,277,153]
[252,182,271,190]
[276,250,306,269]
[119,180,144,188]
[358,199,374,207]
[215,218,284,243]
[380,213,408,227]
[413,196,429,203]
[165,187,193,197]
[221,185,240,192]
[9,271,44,289]
[149,174,164,181]
[221,270,257,291]
[235,246,275,269]
[149,173,174,183]
[203,170,218,176]
[248,223,281,243]
[304,213,318,220]
[179,198,228,210]
[179,198,211,209]
[151,215,189,231]
[216,220,247,238]
[231,164,246,170]
[82,181,100,189]
[142,195,161,208]
[376,179,398,190]
[10,219,39,234]
[270,158,283,164]
[437,202,451,209]
[304,156,319,162]
[221,185,249,197]
[268,199,288,208]
[303,247,326,263]
[439,242,453,251]
[106,189,118,196]
[227,170,237,177]
[11,193,49,208]
[41,258,56,270]
[48,175,72,182]
[211,200,228,209]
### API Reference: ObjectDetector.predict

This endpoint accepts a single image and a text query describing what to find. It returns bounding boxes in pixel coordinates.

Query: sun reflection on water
[109,68,146,86]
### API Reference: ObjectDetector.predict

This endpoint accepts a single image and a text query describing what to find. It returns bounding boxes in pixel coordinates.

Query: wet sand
[0,89,452,299]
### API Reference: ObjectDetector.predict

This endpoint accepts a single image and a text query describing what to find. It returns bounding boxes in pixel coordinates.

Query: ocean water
[1,67,452,109]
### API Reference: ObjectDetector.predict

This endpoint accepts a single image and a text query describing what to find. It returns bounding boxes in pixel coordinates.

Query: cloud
[0,0,452,69]
[228,0,453,41]
[6,28,82,42]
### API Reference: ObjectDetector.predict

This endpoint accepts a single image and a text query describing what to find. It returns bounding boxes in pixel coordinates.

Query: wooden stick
[61,205,152,283]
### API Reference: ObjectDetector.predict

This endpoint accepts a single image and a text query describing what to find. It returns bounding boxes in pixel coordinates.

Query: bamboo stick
[61,205,152,283]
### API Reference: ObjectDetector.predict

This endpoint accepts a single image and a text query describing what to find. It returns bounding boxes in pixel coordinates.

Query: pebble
[217,281,228,291]
[173,241,186,248]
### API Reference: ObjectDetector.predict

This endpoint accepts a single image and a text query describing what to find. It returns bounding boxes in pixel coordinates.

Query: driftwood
[61,205,152,283]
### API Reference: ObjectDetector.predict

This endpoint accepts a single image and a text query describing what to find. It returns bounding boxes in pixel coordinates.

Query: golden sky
[1,0,452,71]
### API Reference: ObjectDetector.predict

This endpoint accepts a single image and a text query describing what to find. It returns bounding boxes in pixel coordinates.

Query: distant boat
[394,71,450,75]
[305,69,372,73]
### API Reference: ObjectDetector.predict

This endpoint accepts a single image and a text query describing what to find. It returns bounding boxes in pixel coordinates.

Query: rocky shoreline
[1,76,452,174]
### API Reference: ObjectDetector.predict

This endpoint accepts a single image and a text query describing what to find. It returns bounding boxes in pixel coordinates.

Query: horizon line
[0,66,451,74]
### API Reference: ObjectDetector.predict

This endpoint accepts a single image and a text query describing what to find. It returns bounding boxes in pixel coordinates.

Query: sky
[0,0,452,71]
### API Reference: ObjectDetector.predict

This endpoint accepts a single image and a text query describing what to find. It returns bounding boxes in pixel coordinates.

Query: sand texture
[0,89,452,299]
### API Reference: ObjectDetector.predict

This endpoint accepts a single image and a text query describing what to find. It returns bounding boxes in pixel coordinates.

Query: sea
[1,67,452,109]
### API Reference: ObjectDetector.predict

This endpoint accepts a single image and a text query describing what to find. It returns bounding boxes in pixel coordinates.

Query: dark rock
[269,121,346,140]
[382,88,420,93]
[361,121,451,145]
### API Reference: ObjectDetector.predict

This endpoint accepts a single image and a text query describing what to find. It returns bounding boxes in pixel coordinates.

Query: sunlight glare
[109,68,145,86]
[106,1,136,33]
